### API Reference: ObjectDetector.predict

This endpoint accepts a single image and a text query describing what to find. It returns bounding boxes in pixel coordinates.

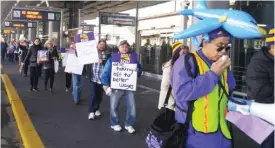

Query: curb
[1,74,45,148]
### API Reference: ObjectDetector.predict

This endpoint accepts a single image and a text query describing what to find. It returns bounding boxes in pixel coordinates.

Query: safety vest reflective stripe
[194,54,209,133]
[192,52,231,139]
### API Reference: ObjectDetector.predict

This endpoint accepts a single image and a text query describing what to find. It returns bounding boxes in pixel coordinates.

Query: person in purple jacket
[170,28,236,148]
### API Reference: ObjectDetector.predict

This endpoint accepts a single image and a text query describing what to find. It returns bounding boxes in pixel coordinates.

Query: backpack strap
[183,52,199,126]
[163,86,172,107]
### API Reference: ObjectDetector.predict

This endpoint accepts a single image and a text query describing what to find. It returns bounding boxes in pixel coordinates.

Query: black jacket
[24,44,43,67]
[42,47,58,69]
[246,47,274,103]
[19,45,28,63]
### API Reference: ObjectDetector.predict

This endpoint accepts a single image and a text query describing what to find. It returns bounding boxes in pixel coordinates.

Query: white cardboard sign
[111,62,137,91]
[65,54,84,75]
[75,40,99,65]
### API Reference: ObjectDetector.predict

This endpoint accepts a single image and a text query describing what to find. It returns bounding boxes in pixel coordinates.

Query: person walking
[41,40,58,92]
[246,27,274,148]
[7,41,15,63]
[23,38,43,91]
[88,39,107,120]
[19,41,29,76]
[102,40,143,134]
[171,28,235,148]
[158,42,189,110]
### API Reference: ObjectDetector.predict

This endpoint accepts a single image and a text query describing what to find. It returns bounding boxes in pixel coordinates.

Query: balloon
[172,0,267,43]
[228,97,275,125]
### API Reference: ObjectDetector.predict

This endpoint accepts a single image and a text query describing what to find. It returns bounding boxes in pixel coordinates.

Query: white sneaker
[88,113,95,120]
[111,125,122,132]
[125,126,135,134]
[95,110,101,117]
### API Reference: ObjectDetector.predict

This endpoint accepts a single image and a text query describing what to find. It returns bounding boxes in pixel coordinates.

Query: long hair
[44,39,53,48]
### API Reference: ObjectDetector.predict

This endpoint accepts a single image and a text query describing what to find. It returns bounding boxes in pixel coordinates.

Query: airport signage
[80,24,95,31]
[4,21,37,28]
[12,8,61,21]
[2,29,12,34]
[100,12,136,26]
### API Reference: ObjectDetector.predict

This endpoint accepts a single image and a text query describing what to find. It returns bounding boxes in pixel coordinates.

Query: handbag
[145,85,194,148]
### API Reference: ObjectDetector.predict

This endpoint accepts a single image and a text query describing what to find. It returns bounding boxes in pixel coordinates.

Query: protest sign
[75,32,99,65]
[61,53,68,67]
[65,54,84,75]
[111,62,137,91]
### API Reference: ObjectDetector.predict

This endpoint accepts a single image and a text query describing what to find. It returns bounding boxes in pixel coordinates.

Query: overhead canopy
[1,1,166,26]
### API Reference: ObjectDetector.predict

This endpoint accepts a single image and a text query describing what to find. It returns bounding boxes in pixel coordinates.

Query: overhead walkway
[1,61,260,148]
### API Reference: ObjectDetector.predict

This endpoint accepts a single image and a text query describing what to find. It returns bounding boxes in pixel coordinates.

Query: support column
[68,7,79,29]
[28,28,32,41]
[10,34,14,41]
[134,1,139,55]
[48,21,53,40]
[180,0,190,45]
[16,29,20,41]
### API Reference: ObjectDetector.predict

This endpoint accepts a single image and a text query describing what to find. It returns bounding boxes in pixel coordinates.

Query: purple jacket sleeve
[170,54,219,103]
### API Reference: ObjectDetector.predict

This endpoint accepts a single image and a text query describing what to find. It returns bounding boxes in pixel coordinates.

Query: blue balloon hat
[172,0,267,47]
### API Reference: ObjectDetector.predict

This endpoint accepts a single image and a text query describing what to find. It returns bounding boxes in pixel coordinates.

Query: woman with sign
[40,40,58,92]
[101,40,143,134]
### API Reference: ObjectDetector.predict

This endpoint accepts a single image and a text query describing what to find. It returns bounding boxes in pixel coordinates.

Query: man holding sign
[101,40,142,134]
[88,39,108,120]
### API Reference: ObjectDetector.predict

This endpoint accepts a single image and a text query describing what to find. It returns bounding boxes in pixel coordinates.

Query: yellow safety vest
[191,52,231,139]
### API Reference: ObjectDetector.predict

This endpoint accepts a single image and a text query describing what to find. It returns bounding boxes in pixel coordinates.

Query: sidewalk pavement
[1,61,260,148]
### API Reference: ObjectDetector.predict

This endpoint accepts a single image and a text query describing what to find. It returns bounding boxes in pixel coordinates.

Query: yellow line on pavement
[1,74,45,148]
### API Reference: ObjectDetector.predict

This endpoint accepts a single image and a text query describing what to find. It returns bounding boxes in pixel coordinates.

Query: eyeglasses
[216,44,231,52]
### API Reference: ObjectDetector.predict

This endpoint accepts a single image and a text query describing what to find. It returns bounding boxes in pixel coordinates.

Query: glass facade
[231,1,274,92]
[137,1,274,95]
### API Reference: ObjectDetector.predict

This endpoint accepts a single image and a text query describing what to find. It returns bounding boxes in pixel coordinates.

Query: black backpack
[145,53,199,148]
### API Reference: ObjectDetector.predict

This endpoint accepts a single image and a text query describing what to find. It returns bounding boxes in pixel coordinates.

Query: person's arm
[170,54,219,103]
[101,58,112,87]
[246,60,274,103]
[52,48,58,58]
[23,48,31,64]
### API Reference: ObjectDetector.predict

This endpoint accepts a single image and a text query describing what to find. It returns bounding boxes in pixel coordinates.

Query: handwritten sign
[75,40,98,64]
[75,32,99,65]
[65,54,84,75]
[61,53,68,67]
[111,62,137,91]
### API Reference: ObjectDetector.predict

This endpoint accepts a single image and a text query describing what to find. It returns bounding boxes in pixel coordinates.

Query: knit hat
[172,42,188,55]
[266,28,274,47]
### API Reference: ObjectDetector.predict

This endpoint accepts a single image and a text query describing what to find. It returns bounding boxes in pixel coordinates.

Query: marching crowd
[1,26,274,148]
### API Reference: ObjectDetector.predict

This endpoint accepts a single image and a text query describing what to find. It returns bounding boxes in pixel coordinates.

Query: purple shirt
[170,49,236,124]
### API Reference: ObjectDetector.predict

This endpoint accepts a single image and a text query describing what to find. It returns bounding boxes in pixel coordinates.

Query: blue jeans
[110,90,136,127]
[72,74,82,102]
[89,81,103,113]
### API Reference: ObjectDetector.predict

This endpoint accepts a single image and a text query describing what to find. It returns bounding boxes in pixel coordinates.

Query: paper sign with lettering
[75,32,99,65]
[61,53,68,67]
[111,62,137,91]
[65,54,84,75]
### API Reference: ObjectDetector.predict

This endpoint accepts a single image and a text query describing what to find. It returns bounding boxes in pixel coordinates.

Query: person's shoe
[74,100,80,105]
[111,125,122,132]
[33,88,39,92]
[95,110,101,117]
[125,126,135,134]
[29,87,33,92]
[50,88,53,93]
[65,88,69,92]
[88,113,95,120]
